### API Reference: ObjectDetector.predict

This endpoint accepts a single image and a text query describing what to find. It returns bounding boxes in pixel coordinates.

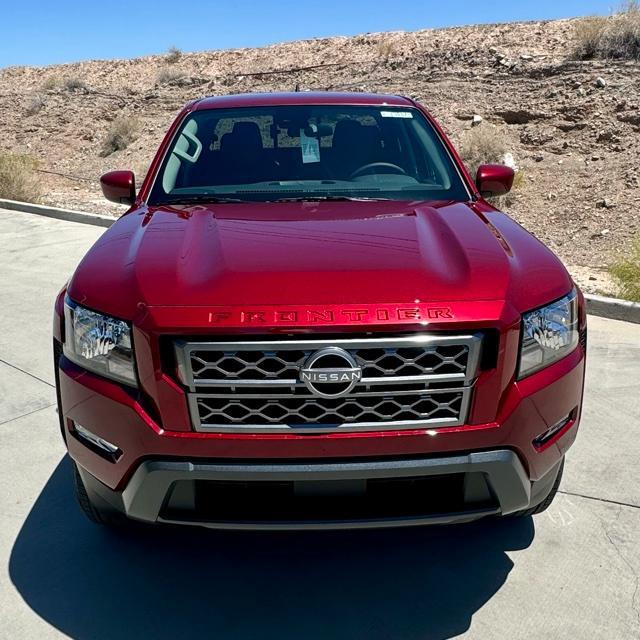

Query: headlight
[63,299,137,386]
[518,290,579,379]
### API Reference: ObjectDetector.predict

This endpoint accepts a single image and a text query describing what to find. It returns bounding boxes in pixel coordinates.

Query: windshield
[148,104,470,204]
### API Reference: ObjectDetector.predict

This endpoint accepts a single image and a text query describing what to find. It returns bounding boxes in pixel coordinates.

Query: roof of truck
[192,92,415,110]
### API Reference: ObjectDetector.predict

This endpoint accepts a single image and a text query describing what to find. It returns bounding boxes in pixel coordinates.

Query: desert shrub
[511,169,525,190]
[155,66,186,85]
[459,125,508,177]
[25,95,45,116]
[501,169,525,207]
[459,125,524,206]
[0,153,41,202]
[574,16,609,58]
[377,38,396,61]
[100,116,138,156]
[574,1,640,60]
[166,45,182,64]
[63,76,87,92]
[610,236,640,301]
[41,76,59,91]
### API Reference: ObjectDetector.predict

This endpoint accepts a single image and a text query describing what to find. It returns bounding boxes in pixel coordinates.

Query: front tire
[512,457,564,517]
[72,463,129,527]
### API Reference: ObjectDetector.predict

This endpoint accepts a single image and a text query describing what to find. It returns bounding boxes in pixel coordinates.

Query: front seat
[217,121,265,184]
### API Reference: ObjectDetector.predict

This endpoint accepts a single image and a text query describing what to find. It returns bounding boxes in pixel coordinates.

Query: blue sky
[2,0,616,68]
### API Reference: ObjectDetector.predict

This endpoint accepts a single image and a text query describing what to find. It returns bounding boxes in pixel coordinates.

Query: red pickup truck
[53,92,586,529]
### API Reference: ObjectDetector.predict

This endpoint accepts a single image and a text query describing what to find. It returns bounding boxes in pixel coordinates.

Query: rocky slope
[1,18,639,294]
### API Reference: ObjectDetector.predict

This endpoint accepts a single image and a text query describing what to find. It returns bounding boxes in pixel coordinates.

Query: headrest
[332,120,380,150]
[220,121,263,151]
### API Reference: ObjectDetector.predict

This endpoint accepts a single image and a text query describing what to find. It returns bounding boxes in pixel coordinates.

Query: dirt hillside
[1,18,639,294]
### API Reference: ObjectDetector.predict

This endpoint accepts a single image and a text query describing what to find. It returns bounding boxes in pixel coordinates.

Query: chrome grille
[175,335,482,433]
[187,344,469,382]
[195,391,464,429]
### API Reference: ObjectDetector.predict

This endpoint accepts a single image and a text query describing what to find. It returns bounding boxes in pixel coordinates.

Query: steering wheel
[349,162,407,179]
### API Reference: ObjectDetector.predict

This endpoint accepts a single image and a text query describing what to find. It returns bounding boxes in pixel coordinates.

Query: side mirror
[100,170,136,205]
[476,164,514,198]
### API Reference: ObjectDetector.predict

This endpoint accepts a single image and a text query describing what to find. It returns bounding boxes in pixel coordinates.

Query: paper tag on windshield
[300,127,321,164]
[380,110,413,118]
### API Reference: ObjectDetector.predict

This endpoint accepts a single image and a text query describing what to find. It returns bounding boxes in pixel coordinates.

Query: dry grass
[610,236,640,301]
[574,16,608,58]
[459,124,524,207]
[459,124,508,177]
[63,76,87,92]
[574,1,640,60]
[25,95,45,116]
[100,116,139,156]
[501,169,525,208]
[377,38,396,61]
[41,77,59,91]
[0,154,41,202]
[511,169,525,190]
[155,66,186,85]
[166,46,182,64]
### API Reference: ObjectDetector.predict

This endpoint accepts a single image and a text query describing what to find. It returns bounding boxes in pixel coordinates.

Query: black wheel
[73,463,129,527]
[512,457,564,517]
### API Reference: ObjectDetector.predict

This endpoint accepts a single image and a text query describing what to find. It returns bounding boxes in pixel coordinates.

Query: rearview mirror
[475,164,514,198]
[100,170,136,205]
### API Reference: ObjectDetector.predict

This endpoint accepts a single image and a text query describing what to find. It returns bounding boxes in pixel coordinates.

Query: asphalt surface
[0,209,639,640]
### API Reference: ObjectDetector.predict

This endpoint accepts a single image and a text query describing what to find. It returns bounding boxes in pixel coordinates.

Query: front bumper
[59,343,584,491]
[77,449,562,529]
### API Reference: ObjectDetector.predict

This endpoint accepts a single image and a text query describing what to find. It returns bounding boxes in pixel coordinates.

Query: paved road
[0,209,639,640]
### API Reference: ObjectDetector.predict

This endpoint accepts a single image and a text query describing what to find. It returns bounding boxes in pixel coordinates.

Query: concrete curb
[3,198,639,324]
[0,198,115,228]
[585,294,640,325]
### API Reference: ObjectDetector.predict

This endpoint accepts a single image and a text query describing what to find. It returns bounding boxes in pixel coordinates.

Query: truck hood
[68,200,572,322]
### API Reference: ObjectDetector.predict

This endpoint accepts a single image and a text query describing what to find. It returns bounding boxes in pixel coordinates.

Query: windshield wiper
[268,195,391,203]
[160,195,247,205]
[157,194,392,205]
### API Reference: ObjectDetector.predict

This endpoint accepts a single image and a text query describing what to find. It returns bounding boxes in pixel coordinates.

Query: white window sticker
[300,126,321,164]
[380,110,414,119]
